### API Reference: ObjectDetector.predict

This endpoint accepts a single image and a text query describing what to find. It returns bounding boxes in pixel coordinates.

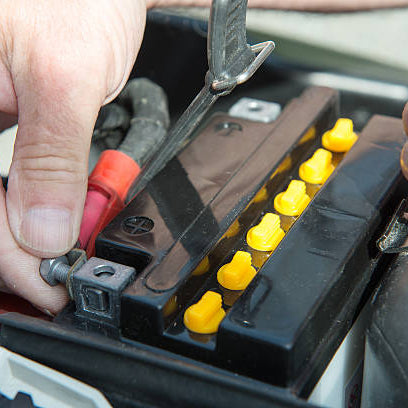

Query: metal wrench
[126,0,275,200]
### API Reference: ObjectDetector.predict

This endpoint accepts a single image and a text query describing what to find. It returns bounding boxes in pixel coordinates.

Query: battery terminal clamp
[40,251,135,328]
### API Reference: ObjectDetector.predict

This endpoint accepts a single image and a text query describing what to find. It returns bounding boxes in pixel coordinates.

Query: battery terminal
[184,291,226,334]
[217,251,257,290]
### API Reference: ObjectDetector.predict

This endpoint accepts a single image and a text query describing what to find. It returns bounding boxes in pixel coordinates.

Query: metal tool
[126,0,275,200]
[39,0,274,290]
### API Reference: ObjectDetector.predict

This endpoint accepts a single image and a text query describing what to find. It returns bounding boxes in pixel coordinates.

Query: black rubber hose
[92,103,130,150]
[118,78,170,166]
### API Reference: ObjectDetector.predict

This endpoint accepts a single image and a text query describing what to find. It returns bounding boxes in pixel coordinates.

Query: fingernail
[20,207,74,253]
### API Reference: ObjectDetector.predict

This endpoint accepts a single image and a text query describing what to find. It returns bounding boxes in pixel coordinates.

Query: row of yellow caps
[183,119,358,334]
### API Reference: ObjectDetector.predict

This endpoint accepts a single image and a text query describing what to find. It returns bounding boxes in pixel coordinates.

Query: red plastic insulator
[78,150,140,257]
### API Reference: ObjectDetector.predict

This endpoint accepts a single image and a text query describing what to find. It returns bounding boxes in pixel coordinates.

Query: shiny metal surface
[130,0,275,196]
[39,256,70,287]
[229,97,281,123]
[211,41,275,92]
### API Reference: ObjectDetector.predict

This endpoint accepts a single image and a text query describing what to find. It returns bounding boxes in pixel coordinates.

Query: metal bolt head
[40,256,69,286]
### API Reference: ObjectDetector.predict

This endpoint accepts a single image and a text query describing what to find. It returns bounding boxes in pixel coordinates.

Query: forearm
[146,0,408,11]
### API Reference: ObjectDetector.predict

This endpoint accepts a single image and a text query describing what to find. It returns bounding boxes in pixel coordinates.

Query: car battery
[0,85,406,408]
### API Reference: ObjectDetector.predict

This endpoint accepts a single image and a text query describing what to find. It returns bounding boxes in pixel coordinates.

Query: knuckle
[26,39,107,103]
[29,51,86,97]
[14,142,86,185]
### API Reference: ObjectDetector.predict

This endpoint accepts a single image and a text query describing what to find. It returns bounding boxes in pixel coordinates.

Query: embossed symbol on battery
[122,216,154,235]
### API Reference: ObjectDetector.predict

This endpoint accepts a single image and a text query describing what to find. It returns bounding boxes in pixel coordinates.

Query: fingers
[6,54,105,258]
[0,0,147,313]
[401,103,408,180]
[0,183,69,314]
[3,0,146,259]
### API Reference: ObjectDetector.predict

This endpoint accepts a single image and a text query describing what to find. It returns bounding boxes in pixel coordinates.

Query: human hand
[0,0,146,314]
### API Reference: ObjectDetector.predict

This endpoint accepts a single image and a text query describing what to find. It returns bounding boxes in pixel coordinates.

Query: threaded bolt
[53,263,70,284]
[40,256,70,287]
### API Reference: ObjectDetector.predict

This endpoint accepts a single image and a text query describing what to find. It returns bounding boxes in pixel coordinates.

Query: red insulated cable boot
[79,150,140,256]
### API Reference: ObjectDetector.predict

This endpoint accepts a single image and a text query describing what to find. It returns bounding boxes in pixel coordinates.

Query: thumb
[7,63,104,257]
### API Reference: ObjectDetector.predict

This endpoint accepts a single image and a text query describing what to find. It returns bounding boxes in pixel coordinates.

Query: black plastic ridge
[218,115,405,387]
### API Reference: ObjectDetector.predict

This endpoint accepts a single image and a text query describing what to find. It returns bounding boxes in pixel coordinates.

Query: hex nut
[40,256,69,286]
